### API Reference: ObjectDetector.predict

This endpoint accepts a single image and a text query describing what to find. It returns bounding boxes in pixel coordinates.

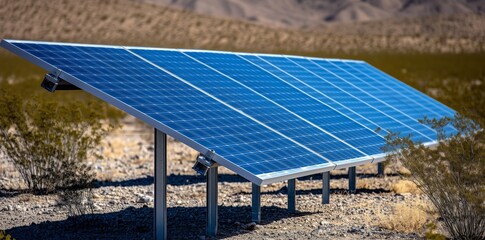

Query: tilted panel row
[2,39,455,184]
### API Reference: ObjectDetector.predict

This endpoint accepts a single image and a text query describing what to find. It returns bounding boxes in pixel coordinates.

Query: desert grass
[376,199,431,233]
[391,180,420,194]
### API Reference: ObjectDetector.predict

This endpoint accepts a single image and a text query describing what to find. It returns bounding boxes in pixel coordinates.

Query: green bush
[0,91,113,194]
[0,230,16,240]
[383,114,485,239]
[425,223,447,240]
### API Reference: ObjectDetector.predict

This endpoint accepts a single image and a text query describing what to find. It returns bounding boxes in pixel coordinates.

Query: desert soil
[0,116,440,239]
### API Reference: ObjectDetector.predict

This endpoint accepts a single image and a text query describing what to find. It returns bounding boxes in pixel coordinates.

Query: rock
[95,165,103,171]
[137,195,153,203]
[2,205,12,211]
[243,222,257,231]
[235,195,245,203]
[348,227,358,233]
[93,204,103,211]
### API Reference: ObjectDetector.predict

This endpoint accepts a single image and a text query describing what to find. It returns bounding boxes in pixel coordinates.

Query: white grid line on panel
[341,62,444,118]
[287,57,435,142]
[245,54,390,139]
[346,62,456,116]
[179,50,372,159]
[124,47,336,167]
[321,60,439,135]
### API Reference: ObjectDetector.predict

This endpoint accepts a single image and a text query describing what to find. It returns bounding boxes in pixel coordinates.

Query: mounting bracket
[192,151,219,176]
[41,69,80,92]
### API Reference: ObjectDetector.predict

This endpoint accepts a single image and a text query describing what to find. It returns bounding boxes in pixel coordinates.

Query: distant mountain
[1,0,484,54]
[139,0,485,28]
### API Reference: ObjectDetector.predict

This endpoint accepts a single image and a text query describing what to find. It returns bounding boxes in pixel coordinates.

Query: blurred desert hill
[0,0,484,54]
[140,0,485,28]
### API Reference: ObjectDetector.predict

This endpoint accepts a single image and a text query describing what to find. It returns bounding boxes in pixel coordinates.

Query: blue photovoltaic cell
[356,62,455,117]
[329,61,435,120]
[344,62,456,132]
[131,49,368,161]
[182,51,384,156]
[6,41,333,179]
[239,55,385,137]
[336,61,457,134]
[2,39,455,185]
[260,55,434,143]
[308,59,439,140]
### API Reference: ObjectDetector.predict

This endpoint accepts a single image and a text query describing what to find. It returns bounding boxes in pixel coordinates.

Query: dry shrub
[0,92,113,194]
[381,158,412,176]
[392,180,420,194]
[425,223,447,240]
[384,114,485,239]
[377,202,428,233]
[397,166,412,176]
[58,188,95,217]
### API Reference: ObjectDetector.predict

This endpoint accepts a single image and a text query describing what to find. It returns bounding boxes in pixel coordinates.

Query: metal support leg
[377,162,384,176]
[322,172,330,204]
[207,167,218,236]
[252,183,261,223]
[348,167,356,194]
[154,129,167,240]
[288,179,296,213]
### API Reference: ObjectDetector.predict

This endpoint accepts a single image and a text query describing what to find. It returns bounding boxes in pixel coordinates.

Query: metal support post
[154,129,167,240]
[288,179,296,213]
[252,183,261,223]
[322,172,330,204]
[377,162,384,176]
[348,167,356,194]
[207,166,218,236]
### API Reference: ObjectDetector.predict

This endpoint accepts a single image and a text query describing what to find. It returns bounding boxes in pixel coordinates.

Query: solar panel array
[1,39,455,185]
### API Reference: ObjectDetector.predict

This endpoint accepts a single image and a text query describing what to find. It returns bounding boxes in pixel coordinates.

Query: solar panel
[4,41,340,184]
[259,56,438,142]
[1,39,452,185]
[239,55,386,137]
[130,49,369,164]
[135,50,384,156]
[351,62,455,118]
[342,62,457,134]
[309,59,441,137]
[190,52,385,155]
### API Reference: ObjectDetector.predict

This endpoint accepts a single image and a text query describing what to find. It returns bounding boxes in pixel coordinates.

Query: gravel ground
[0,116,439,239]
